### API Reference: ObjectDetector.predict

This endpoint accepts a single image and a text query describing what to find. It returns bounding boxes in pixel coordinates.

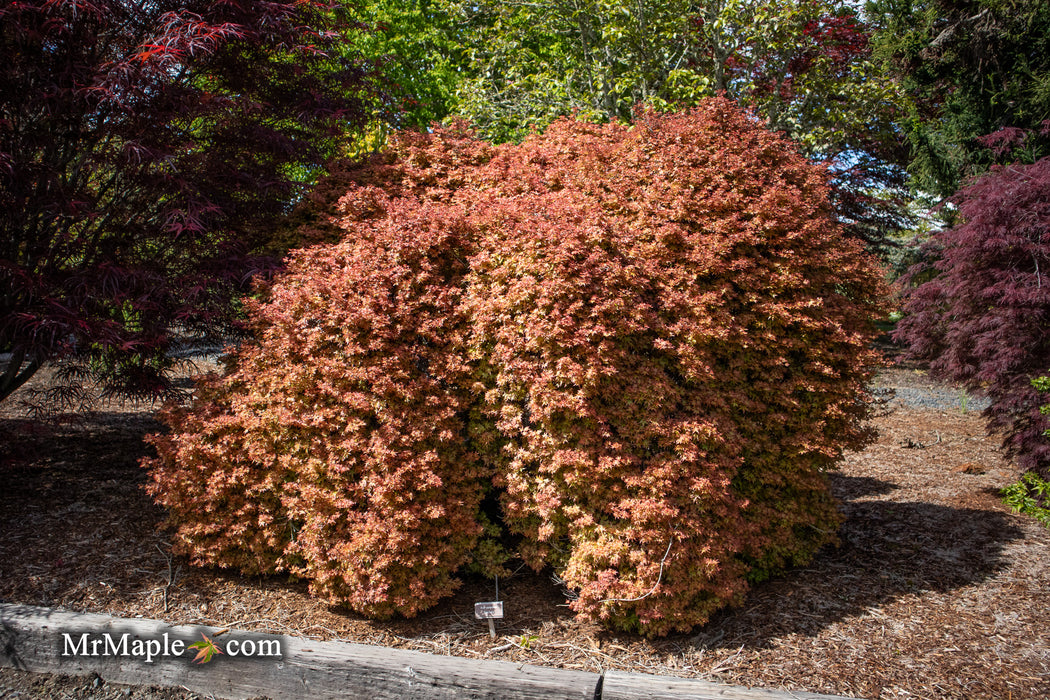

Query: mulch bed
[1,365,1048,699]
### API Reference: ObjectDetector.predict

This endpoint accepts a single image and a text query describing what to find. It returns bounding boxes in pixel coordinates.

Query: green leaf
[187,633,224,664]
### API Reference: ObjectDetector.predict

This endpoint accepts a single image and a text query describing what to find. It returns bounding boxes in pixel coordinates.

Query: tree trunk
[0,348,43,404]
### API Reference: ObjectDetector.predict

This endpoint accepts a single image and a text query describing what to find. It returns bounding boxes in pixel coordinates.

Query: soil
[0,668,210,699]
[1,362,1048,699]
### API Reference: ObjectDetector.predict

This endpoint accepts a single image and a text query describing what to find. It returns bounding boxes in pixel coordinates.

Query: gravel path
[880,385,990,412]
[875,368,991,413]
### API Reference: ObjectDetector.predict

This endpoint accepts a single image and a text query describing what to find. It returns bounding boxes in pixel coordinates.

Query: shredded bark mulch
[1,366,1048,699]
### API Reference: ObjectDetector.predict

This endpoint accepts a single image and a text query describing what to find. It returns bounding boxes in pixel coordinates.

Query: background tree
[869,0,1050,198]
[341,0,464,130]
[438,0,911,253]
[721,0,912,252]
[0,0,382,407]
[447,0,703,139]
[894,154,1050,482]
[446,0,900,141]
[880,2,1050,524]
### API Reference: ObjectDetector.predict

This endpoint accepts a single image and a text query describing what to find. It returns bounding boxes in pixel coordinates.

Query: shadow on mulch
[1,412,161,473]
[691,473,1025,650]
[0,414,164,525]
[829,474,899,500]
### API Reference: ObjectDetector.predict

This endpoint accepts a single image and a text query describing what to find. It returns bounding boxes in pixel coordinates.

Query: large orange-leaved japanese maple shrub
[145,99,885,636]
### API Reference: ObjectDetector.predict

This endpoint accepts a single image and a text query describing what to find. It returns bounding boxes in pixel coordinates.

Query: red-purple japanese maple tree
[0,0,381,406]
[895,151,1050,480]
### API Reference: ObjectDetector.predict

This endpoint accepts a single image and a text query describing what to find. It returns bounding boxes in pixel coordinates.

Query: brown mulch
[1,365,1048,700]
[0,667,212,699]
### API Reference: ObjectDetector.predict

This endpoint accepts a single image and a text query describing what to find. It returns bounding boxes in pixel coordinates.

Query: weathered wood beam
[601,670,852,700]
[1,604,856,700]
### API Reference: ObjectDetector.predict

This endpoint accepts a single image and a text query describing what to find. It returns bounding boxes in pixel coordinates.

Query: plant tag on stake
[475,601,503,638]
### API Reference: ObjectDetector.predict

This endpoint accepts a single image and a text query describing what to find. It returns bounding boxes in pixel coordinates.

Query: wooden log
[600,670,853,700]
[0,604,597,699]
[1,604,857,700]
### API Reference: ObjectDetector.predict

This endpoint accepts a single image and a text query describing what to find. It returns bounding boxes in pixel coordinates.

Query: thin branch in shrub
[594,537,675,605]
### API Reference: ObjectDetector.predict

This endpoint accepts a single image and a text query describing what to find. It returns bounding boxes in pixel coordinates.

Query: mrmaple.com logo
[61,630,281,664]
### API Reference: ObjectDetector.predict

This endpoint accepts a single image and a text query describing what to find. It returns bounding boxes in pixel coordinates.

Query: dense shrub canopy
[146,99,885,636]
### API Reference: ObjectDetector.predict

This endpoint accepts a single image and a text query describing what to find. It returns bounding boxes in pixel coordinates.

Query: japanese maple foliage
[0,0,380,405]
[147,200,488,618]
[895,156,1050,480]
[147,99,886,635]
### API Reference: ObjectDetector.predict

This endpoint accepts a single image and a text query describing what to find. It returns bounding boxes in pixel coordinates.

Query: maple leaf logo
[187,633,224,664]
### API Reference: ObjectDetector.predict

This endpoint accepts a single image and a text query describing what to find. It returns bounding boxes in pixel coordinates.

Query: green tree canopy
[446,0,902,149]
[869,0,1050,197]
[434,0,910,252]
[348,0,912,253]
[342,0,464,130]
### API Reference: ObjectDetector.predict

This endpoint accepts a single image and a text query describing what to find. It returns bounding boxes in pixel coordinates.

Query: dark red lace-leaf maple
[895,156,1050,480]
[0,0,382,405]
